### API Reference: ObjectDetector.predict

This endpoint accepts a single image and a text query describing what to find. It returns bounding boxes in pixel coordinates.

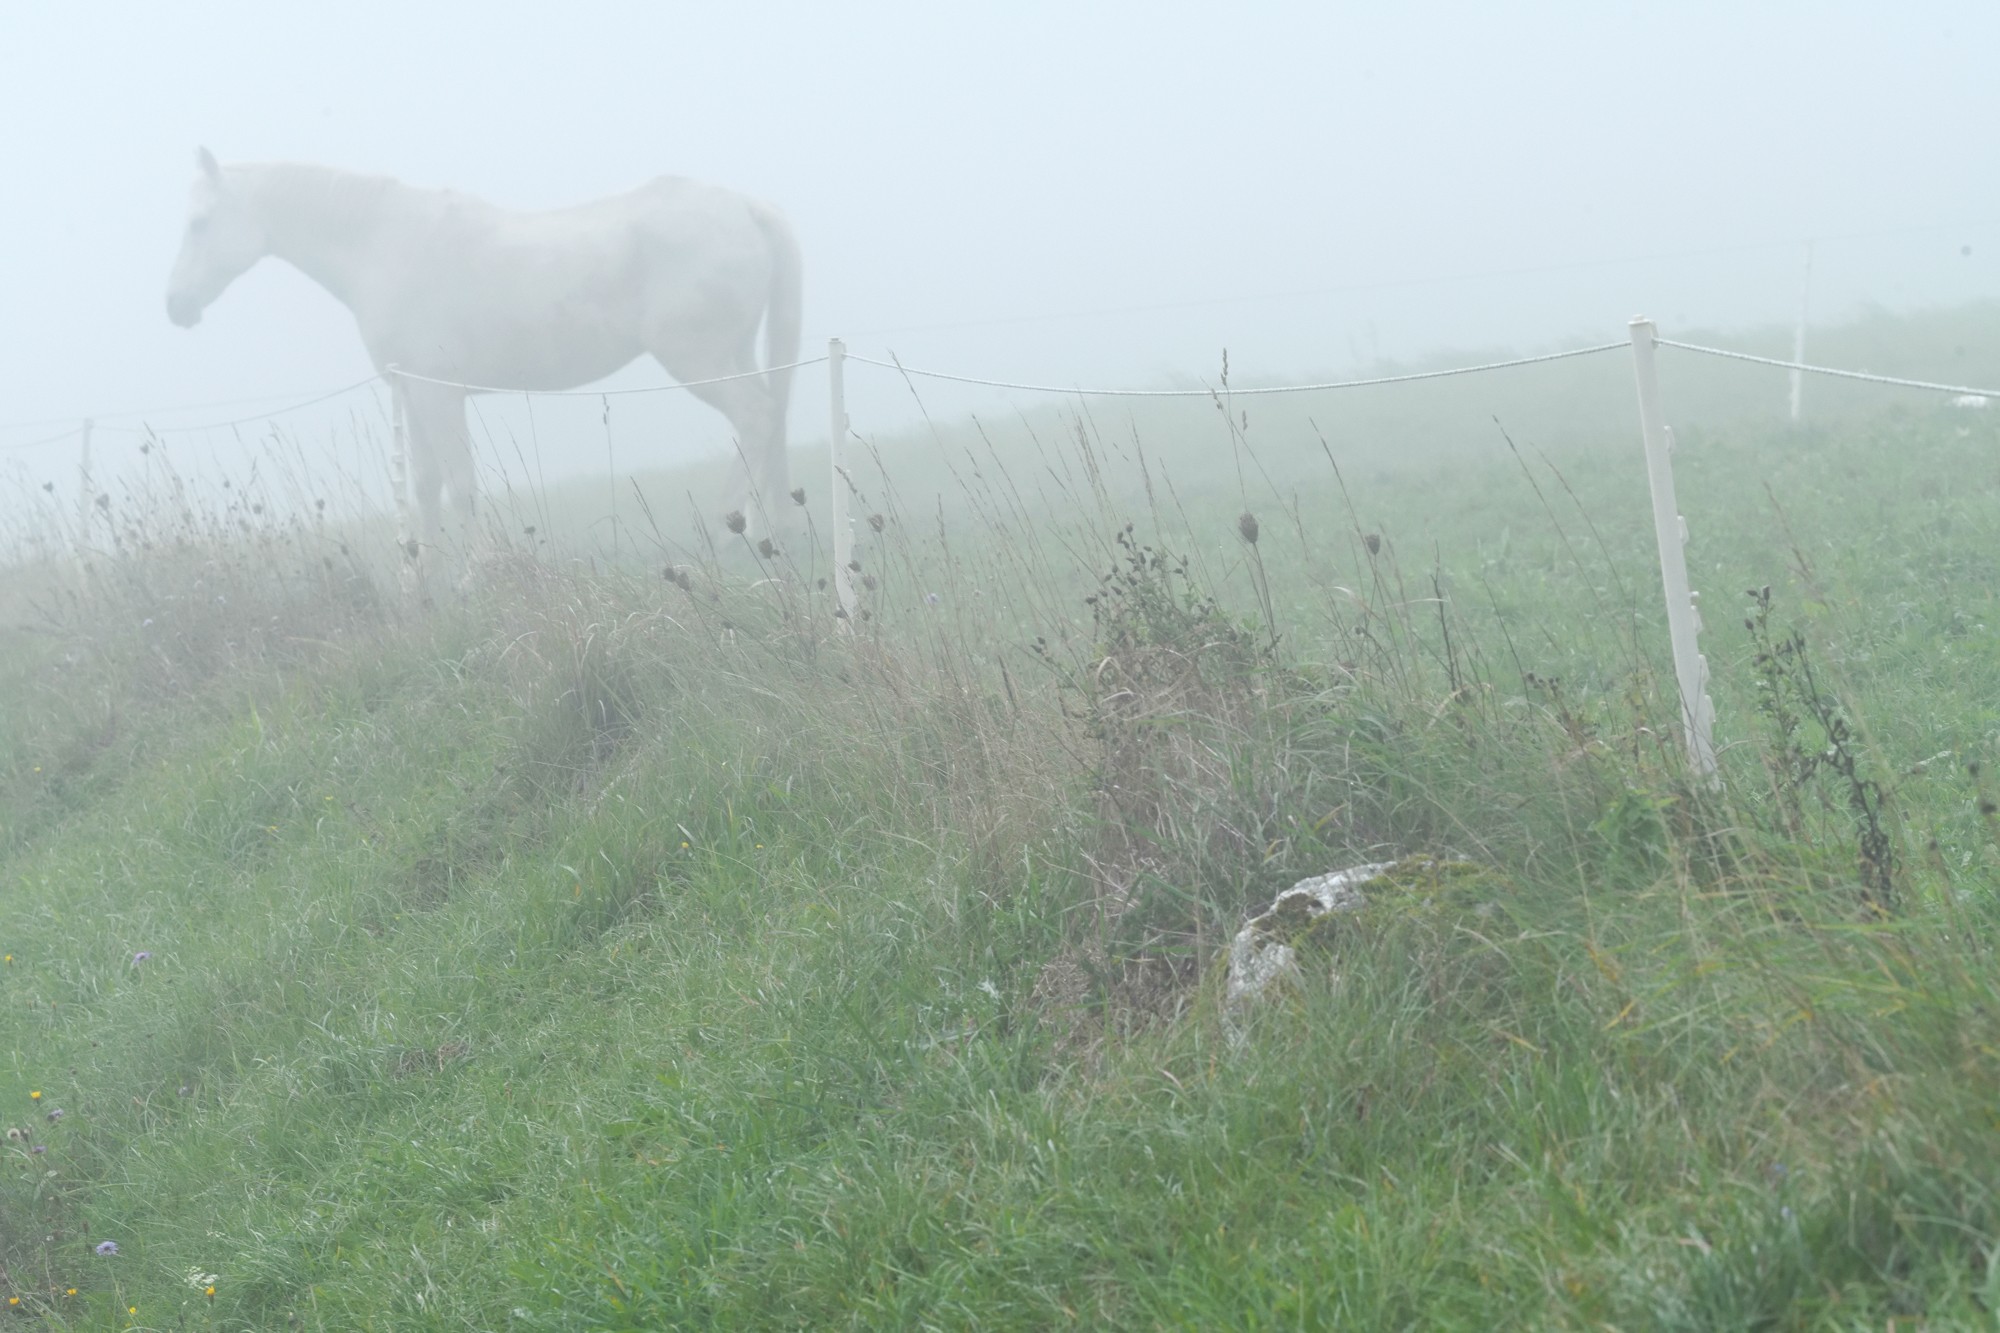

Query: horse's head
[165,148,265,328]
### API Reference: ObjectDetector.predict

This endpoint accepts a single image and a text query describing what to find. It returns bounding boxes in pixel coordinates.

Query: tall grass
[4,308,2000,1327]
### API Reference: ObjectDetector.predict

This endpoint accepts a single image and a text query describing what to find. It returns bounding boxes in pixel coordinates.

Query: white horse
[165,148,804,550]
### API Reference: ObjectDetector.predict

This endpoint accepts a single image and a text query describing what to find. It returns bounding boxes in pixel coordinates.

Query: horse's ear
[196,147,220,180]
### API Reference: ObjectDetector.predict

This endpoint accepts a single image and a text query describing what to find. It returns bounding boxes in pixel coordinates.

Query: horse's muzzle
[166,292,203,328]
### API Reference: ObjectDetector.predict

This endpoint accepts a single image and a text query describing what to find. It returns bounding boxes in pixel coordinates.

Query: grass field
[5,306,2000,1329]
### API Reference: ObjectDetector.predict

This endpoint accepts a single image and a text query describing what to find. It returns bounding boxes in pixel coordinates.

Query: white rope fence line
[384,356,829,396]
[19,335,1983,456]
[6,342,1624,448]
[1,425,89,454]
[1659,339,2000,400]
[14,356,825,445]
[843,342,1627,398]
[0,384,396,438]
[95,374,388,437]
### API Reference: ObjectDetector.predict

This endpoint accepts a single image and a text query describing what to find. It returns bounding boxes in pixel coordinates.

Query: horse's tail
[751,201,804,439]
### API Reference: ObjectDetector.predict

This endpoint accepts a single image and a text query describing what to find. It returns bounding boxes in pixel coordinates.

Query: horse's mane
[230,161,418,234]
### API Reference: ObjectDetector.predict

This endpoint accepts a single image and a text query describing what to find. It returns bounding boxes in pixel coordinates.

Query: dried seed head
[862,573,878,591]
[790,487,807,506]
[1363,533,1381,555]
[867,513,885,532]
[847,559,861,573]
[1237,511,1260,545]
[723,510,747,535]
[757,538,776,558]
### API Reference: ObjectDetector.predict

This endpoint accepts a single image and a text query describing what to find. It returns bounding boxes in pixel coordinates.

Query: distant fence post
[384,372,409,541]
[1628,319,1719,781]
[75,417,94,567]
[386,373,422,598]
[1790,242,1813,423]
[828,337,856,623]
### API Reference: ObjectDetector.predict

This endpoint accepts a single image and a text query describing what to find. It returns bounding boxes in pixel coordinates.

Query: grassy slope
[3,309,2000,1328]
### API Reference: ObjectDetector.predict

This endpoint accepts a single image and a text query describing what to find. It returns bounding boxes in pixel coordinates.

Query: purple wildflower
[95,1240,119,1256]
[44,1107,62,1122]
[131,951,151,965]
[30,1144,44,1155]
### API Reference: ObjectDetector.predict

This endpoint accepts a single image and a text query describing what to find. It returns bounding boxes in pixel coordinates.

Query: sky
[4,2,1999,498]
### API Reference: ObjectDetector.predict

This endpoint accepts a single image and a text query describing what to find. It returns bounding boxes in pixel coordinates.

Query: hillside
[4,307,2000,1328]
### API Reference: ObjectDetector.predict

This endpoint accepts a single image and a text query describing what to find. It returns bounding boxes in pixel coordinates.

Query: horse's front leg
[400,385,474,593]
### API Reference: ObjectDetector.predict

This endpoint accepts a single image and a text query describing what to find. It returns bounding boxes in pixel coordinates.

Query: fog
[5,1,1999,501]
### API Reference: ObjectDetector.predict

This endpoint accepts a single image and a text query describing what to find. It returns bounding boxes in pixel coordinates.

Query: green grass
[5,305,2000,1329]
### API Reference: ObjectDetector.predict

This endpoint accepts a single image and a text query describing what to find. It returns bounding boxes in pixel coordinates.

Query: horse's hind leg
[652,340,786,540]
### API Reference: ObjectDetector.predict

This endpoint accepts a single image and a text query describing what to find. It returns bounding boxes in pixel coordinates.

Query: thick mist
[5,2,1999,494]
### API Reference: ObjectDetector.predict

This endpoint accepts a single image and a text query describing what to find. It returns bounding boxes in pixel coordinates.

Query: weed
[1746,584,1899,912]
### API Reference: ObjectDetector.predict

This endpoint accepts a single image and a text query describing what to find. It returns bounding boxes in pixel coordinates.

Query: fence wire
[1659,338,2000,400]
[30,331,1996,456]
[844,342,1626,398]
[1,425,86,454]
[95,375,388,437]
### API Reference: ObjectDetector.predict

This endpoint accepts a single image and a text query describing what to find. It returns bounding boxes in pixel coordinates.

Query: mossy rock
[1360,855,1503,914]
[1291,856,1503,949]
[1224,856,1508,1044]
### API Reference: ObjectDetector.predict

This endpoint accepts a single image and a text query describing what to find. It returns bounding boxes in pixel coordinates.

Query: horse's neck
[237,163,419,311]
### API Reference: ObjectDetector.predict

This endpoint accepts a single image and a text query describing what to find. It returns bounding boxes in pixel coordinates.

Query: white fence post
[397,381,415,544]
[828,337,857,622]
[387,374,424,599]
[74,417,94,574]
[1628,318,1719,781]
[1790,242,1813,423]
